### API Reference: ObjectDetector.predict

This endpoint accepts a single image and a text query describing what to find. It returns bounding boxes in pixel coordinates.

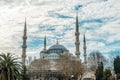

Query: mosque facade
[21,13,96,80]
[40,38,69,60]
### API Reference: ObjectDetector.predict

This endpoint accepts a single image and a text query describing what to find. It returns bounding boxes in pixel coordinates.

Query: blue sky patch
[74,4,83,11]
[48,11,73,19]
[27,37,43,49]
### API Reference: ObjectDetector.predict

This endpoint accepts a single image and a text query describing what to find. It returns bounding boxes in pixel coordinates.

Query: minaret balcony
[75,51,80,55]
[75,32,79,35]
[84,54,87,56]
[83,46,87,49]
[22,54,26,59]
[22,45,27,48]
[23,36,27,39]
[75,42,80,45]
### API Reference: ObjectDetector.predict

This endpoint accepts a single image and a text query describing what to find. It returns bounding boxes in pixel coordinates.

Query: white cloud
[0,0,120,61]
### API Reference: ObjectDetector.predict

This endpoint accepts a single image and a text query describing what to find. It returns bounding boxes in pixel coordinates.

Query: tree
[70,60,84,80]
[103,68,112,80]
[21,65,29,80]
[56,53,83,80]
[95,61,104,80]
[88,51,106,72]
[56,53,71,80]
[0,53,22,80]
[114,56,120,79]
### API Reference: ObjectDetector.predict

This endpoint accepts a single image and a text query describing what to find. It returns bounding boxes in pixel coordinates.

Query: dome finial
[56,38,59,45]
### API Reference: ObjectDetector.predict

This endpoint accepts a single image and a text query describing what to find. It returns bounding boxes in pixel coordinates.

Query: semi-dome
[48,53,59,57]
[48,53,59,60]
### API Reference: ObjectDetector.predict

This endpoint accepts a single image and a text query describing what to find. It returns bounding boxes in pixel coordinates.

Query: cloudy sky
[0,0,120,60]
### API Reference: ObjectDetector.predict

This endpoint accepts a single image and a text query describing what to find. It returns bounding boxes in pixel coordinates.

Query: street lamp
[70,75,75,80]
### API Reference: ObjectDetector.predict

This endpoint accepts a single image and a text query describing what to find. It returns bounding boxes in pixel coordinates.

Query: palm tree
[0,53,22,80]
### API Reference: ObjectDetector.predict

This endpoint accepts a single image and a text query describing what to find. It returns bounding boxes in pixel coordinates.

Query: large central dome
[47,44,69,54]
[49,44,67,50]
[40,39,69,59]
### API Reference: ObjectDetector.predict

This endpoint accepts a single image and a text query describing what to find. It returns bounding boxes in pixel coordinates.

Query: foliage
[95,62,104,80]
[88,51,106,72]
[21,65,30,80]
[114,56,120,74]
[56,53,83,80]
[103,68,112,80]
[70,60,84,80]
[56,53,72,80]
[0,53,22,80]
[114,56,120,79]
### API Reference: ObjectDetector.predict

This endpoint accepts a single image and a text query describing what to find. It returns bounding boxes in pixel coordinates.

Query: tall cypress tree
[114,56,120,74]
[114,56,120,79]
[96,61,104,80]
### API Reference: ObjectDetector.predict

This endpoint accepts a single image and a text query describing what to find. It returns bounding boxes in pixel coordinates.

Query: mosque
[40,38,69,61]
[21,13,96,80]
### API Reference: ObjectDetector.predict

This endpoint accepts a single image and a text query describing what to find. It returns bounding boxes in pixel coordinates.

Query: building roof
[48,44,68,52]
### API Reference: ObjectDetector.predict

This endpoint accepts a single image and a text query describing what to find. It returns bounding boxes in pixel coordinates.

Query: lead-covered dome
[47,44,69,54]
[49,44,67,50]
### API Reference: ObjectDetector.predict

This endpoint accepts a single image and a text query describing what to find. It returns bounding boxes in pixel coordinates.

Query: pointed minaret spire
[76,12,79,32]
[24,18,27,36]
[83,32,87,64]
[75,12,80,60]
[22,18,27,66]
[44,35,46,50]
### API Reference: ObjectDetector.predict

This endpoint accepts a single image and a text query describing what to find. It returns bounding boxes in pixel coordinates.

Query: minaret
[75,12,80,60]
[40,36,47,58]
[43,36,46,50]
[83,32,87,64]
[22,18,27,66]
